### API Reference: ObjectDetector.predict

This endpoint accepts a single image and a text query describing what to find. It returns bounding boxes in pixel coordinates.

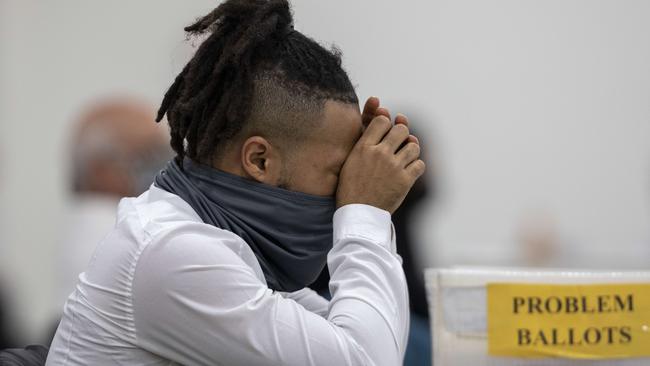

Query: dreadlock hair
[156,0,358,167]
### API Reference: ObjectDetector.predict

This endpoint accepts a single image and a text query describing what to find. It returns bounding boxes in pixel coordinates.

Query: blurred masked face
[126,145,174,195]
[72,100,172,198]
[80,143,172,198]
[274,101,363,197]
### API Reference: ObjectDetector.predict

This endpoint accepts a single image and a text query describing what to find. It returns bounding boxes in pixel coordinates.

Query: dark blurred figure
[392,169,432,366]
[1,156,19,348]
[0,287,15,348]
[0,345,48,365]
[50,98,171,341]
[310,127,434,366]
[393,173,430,320]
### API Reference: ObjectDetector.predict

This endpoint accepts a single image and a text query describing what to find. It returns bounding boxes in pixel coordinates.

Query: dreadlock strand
[157,0,358,164]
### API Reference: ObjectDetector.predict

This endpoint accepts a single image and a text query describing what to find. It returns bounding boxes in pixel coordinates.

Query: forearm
[327,204,410,366]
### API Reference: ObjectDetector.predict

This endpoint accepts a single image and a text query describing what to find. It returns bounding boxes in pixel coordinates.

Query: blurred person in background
[517,210,561,268]
[54,98,171,310]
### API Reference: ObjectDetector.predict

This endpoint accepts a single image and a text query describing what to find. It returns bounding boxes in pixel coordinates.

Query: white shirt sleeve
[132,204,409,366]
[280,287,330,318]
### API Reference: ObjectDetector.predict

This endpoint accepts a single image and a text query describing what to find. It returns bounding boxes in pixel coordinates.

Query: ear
[240,136,282,185]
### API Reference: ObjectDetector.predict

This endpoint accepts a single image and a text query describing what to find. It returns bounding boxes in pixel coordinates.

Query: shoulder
[119,185,265,282]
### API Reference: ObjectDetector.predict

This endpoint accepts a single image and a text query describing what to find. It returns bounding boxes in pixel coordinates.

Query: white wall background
[1,0,649,341]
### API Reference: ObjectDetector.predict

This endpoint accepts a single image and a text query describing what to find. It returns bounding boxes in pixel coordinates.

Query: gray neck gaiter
[154,158,335,292]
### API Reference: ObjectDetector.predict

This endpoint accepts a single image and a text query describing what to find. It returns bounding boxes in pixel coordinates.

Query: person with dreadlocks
[46,0,425,365]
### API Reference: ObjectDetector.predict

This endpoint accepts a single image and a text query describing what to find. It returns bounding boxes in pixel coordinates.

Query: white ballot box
[424,267,650,365]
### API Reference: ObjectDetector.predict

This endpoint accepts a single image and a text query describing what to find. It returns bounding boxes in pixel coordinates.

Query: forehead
[312,100,362,150]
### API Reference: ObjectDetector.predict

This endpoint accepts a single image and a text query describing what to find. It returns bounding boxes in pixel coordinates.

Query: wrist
[333,204,392,246]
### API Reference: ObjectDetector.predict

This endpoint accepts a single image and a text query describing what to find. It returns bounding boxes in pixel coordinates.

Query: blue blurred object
[404,313,432,366]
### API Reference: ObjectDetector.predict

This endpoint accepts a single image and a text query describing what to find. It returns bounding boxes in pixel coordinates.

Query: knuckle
[408,142,421,156]
[373,115,391,128]
[394,123,409,135]
[405,161,422,177]
[414,160,426,175]
[357,143,371,153]
[399,143,418,160]
[400,172,412,186]
[376,144,391,155]
[391,124,409,139]
[389,156,401,168]
[369,145,385,159]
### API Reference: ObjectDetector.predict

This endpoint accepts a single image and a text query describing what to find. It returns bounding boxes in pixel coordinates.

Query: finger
[394,113,409,127]
[380,124,410,152]
[375,107,391,120]
[405,159,426,180]
[396,134,419,152]
[358,115,392,146]
[361,96,380,126]
[396,134,417,152]
[397,142,421,167]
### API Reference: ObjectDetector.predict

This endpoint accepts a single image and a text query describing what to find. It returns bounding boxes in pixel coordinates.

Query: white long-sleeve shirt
[46,184,409,366]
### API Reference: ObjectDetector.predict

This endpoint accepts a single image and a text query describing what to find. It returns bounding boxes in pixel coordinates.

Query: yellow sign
[487,283,650,359]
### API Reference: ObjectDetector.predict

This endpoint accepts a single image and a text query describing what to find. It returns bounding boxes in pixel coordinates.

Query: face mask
[154,158,335,292]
